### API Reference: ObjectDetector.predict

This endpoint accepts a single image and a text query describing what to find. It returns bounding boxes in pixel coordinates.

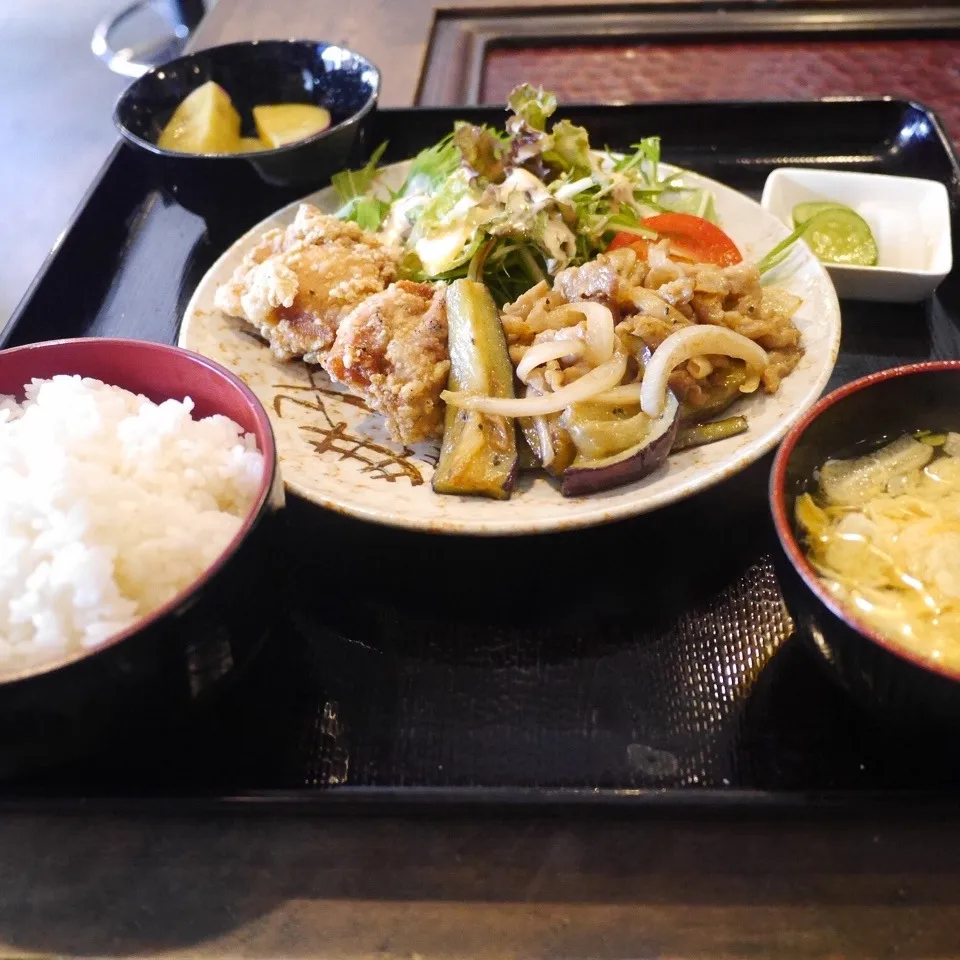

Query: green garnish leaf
[616,137,661,179]
[331,140,388,204]
[332,141,390,230]
[757,221,810,276]
[403,132,460,193]
[604,210,659,241]
[341,195,391,232]
[658,187,719,224]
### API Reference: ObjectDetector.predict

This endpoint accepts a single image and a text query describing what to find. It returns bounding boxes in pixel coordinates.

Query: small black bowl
[113,39,380,232]
[770,361,960,729]
[0,337,285,779]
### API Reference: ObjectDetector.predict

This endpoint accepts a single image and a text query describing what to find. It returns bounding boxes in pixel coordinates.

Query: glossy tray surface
[5,100,960,807]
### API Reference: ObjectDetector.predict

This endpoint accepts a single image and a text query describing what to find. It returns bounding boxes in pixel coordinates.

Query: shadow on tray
[13,448,957,797]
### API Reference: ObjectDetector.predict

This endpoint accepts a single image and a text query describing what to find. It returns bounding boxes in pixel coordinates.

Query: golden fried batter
[213,204,398,363]
[326,281,449,445]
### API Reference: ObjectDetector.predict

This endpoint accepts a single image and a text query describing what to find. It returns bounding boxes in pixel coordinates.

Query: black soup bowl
[114,39,380,232]
[0,338,285,779]
[770,361,960,729]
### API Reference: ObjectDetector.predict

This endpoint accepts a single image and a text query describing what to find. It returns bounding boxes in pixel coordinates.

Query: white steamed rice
[0,375,265,674]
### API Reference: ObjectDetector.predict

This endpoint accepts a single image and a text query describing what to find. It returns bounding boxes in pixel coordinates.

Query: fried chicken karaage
[214,204,398,364]
[326,281,449,445]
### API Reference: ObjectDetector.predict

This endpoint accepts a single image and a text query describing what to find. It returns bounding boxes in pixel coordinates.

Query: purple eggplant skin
[560,390,680,497]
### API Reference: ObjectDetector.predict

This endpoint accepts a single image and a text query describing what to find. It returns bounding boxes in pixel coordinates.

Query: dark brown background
[483,38,960,139]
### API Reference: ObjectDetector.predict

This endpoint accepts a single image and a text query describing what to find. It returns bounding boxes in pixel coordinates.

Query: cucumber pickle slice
[792,200,847,227]
[792,203,879,266]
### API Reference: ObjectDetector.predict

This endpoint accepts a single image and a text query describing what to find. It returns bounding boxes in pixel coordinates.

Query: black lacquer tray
[4,99,960,813]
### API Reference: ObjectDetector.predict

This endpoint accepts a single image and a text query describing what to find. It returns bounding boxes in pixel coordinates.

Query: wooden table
[1,810,960,957]
[4,3,959,958]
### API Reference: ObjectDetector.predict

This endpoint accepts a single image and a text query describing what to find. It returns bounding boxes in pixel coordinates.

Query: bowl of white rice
[0,337,283,777]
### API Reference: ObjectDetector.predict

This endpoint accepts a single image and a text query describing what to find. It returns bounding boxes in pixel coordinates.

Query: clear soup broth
[796,430,960,671]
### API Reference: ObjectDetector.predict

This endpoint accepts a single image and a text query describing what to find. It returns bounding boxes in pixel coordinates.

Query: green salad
[331,84,720,304]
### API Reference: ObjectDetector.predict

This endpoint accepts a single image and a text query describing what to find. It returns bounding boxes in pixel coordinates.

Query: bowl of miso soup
[770,362,960,726]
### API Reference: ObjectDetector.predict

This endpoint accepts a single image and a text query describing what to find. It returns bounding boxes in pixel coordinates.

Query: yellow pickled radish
[157,81,241,154]
[253,104,332,148]
[237,136,268,152]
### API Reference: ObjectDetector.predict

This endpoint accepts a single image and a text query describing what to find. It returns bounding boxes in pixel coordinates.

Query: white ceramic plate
[180,159,841,536]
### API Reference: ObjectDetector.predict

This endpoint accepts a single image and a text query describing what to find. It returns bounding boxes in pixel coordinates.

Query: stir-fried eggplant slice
[518,414,576,477]
[561,390,680,497]
[561,401,653,460]
[679,363,750,425]
[432,279,519,499]
[672,415,748,451]
[516,429,541,471]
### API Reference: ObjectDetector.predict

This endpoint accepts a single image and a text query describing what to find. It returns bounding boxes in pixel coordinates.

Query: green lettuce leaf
[507,84,557,133]
[542,119,591,175]
[415,169,473,228]
[453,121,507,182]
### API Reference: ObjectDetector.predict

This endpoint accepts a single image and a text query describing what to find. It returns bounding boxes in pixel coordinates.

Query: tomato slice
[607,213,742,267]
[606,232,645,251]
[642,213,742,266]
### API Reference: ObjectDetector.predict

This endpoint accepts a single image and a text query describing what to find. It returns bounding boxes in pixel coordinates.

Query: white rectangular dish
[761,168,952,303]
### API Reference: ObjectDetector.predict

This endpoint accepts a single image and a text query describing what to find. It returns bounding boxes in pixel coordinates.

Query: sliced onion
[641,327,768,417]
[553,176,594,201]
[443,354,628,418]
[630,287,670,320]
[535,418,555,468]
[590,383,643,406]
[575,302,616,365]
[524,386,556,468]
[516,339,585,384]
